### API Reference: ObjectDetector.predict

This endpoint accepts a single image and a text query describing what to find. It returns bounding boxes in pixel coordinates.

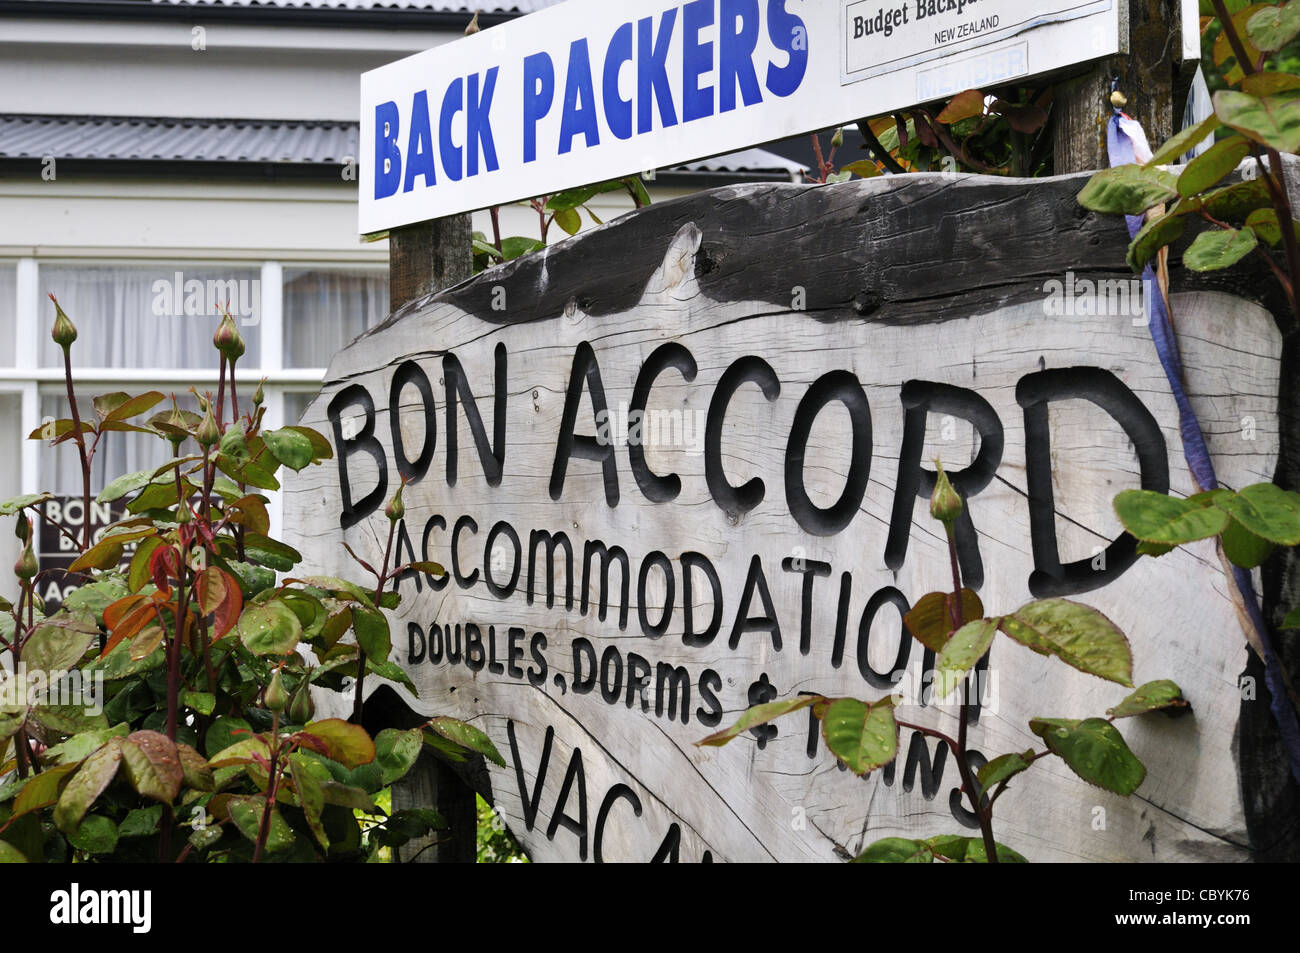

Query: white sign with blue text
[359,0,1119,233]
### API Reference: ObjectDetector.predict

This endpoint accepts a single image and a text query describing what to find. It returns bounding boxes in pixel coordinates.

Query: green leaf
[1247,2,1300,51]
[1030,717,1146,795]
[352,606,392,661]
[0,841,28,863]
[1243,71,1300,97]
[177,742,215,792]
[22,611,98,672]
[0,492,52,515]
[1202,177,1274,220]
[1184,226,1259,271]
[289,753,329,849]
[243,533,303,572]
[301,719,375,769]
[500,236,547,260]
[852,836,933,863]
[839,159,882,178]
[1222,516,1275,568]
[903,589,984,653]
[977,750,1036,797]
[374,727,423,785]
[820,696,898,775]
[924,834,971,861]
[97,468,155,504]
[1000,598,1133,687]
[425,716,506,767]
[1147,114,1223,166]
[1214,89,1300,154]
[118,805,163,838]
[1244,207,1300,247]
[84,637,165,681]
[934,618,999,698]
[227,795,295,853]
[1077,164,1178,215]
[121,730,184,803]
[32,704,108,735]
[553,207,582,236]
[1177,136,1252,196]
[237,599,303,656]
[1107,680,1190,718]
[53,740,121,832]
[42,723,130,764]
[695,695,822,747]
[1127,205,1190,271]
[965,838,1028,863]
[183,691,216,716]
[205,716,252,758]
[623,175,652,207]
[263,427,315,471]
[1217,482,1300,544]
[1113,488,1230,543]
[68,814,119,854]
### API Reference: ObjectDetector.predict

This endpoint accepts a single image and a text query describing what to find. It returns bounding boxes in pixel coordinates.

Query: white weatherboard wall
[284,174,1277,863]
[361,0,1121,230]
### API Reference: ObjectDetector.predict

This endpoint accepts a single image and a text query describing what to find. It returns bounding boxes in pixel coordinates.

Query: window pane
[283,267,387,369]
[39,389,203,495]
[39,264,262,369]
[284,390,321,426]
[0,394,21,602]
[0,263,15,369]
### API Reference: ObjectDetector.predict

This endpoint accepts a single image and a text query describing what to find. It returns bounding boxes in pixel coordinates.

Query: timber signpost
[360,0,1125,232]
[285,173,1284,862]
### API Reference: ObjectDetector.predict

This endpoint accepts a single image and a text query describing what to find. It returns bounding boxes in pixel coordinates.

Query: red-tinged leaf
[991,100,1049,134]
[106,391,165,423]
[150,543,181,593]
[67,537,125,574]
[27,419,92,442]
[194,566,243,639]
[228,495,270,535]
[121,730,184,803]
[936,88,985,124]
[341,541,377,578]
[300,719,375,769]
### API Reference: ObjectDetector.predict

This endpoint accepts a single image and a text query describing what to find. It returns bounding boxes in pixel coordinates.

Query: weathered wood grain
[285,173,1287,862]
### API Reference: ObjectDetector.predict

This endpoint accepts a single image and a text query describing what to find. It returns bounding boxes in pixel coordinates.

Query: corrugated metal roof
[678,147,805,177]
[0,114,357,163]
[145,0,558,10]
[0,115,805,177]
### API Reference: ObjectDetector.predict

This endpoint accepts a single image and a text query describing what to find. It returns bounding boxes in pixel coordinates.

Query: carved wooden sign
[284,174,1283,862]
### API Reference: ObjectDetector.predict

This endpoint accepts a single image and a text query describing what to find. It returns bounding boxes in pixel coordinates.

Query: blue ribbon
[1107,109,1300,785]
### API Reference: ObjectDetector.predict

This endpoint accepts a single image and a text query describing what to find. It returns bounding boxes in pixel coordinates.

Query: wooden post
[387,215,478,863]
[1052,0,1187,174]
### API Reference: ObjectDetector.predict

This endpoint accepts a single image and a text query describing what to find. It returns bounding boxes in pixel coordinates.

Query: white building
[0,0,804,597]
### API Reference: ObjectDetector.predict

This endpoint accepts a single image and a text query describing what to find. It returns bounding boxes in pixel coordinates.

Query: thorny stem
[352,517,397,722]
[489,205,504,256]
[944,526,999,862]
[252,711,281,864]
[61,346,92,552]
[857,118,907,175]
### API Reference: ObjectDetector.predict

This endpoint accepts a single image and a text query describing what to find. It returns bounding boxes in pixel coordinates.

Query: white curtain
[39,264,262,369]
[283,267,388,369]
[0,263,15,368]
[40,389,206,495]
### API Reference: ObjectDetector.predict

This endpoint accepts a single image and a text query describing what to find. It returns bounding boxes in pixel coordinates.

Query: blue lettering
[439,76,464,182]
[603,22,634,141]
[637,11,678,134]
[682,0,714,122]
[403,90,436,192]
[765,0,808,97]
[374,101,401,200]
[466,67,501,177]
[558,38,600,154]
[523,52,556,163]
[719,0,762,112]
